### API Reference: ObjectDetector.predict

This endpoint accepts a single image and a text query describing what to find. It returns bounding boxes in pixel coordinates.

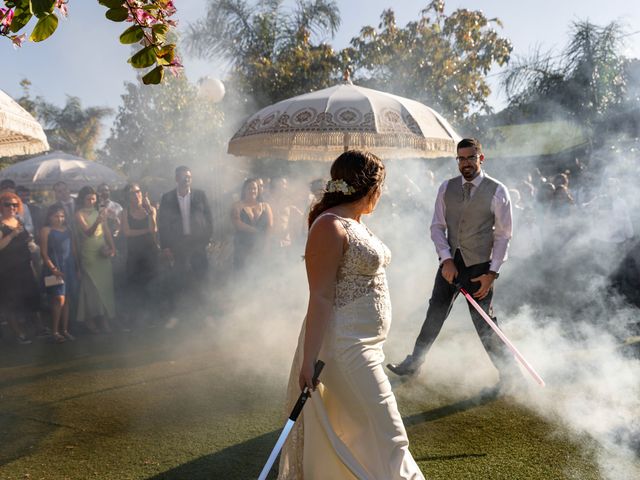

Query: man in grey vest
[388,138,518,385]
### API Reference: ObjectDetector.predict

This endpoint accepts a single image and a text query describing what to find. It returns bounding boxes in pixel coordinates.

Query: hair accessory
[326,179,355,195]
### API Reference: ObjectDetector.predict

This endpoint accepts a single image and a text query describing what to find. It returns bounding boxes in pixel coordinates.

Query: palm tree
[36,96,113,160]
[185,0,342,106]
[502,20,626,124]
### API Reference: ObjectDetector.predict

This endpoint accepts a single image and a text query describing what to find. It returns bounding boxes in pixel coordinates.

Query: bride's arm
[300,215,346,392]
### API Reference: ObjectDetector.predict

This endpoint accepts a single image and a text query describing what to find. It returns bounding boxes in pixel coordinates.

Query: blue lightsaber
[257,360,325,480]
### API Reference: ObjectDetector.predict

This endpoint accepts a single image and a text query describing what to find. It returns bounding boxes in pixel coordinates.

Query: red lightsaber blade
[457,284,545,387]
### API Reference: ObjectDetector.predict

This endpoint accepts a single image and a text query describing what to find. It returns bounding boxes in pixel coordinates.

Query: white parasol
[228,77,461,161]
[0,151,126,191]
[0,89,49,157]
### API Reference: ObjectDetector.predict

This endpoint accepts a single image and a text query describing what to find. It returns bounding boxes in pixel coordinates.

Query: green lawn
[0,326,626,479]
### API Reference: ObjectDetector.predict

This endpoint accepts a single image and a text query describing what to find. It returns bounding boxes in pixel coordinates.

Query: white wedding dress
[278,214,425,480]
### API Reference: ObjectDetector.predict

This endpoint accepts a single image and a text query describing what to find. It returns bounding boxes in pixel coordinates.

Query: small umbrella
[0,89,49,157]
[0,151,126,191]
[228,76,460,161]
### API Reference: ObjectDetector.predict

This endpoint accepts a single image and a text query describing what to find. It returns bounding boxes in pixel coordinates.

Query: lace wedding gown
[278,214,425,480]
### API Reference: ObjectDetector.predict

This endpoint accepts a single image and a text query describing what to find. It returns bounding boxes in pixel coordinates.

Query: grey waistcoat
[444,175,499,267]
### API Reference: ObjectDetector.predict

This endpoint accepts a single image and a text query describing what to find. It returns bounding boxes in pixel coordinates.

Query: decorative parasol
[0,151,126,191]
[228,75,460,161]
[0,89,49,157]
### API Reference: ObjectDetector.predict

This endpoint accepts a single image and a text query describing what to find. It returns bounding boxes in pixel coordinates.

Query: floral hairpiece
[326,179,356,195]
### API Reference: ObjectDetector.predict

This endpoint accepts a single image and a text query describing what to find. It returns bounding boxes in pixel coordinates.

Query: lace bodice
[329,215,391,309]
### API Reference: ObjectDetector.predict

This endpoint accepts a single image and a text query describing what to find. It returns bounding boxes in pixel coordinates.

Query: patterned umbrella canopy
[0,151,126,191]
[0,89,49,158]
[228,79,460,161]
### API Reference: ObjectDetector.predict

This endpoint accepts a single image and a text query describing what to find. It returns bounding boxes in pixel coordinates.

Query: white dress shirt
[430,170,512,272]
[177,190,191,235]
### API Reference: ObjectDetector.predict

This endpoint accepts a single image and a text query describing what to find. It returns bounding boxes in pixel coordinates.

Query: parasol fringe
[228,131,456,161]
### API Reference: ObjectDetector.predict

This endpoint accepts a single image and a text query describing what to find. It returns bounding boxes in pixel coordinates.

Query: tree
[17,79,113,159]
[99,75,224,180]
[0,0,180,84]
[185,0,344,107]
[347,1,512,126]
[501,20,626,125]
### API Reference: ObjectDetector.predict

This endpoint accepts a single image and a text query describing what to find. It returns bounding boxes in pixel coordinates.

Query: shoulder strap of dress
[315,212,352,227]
[312,212,354,232]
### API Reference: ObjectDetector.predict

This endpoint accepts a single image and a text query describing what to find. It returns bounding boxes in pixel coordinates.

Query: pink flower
[131,8,156,27]
[0,8,14,28]
[11,33,26,48]
[168,55,183,76]
[55,1,69,18]
[162,2,177,16]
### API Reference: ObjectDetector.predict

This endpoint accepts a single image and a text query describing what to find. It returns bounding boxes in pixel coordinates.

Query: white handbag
[44,275,64,287]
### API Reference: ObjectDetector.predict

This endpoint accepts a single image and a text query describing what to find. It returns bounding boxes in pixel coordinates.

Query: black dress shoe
[386,355,420,377]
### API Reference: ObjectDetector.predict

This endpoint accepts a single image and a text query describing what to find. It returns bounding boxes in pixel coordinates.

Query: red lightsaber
[457,284,545,387]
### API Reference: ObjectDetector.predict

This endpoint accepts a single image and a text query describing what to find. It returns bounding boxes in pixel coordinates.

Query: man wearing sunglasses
[388,138,519,388]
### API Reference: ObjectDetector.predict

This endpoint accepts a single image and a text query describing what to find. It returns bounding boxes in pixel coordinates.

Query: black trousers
[412,250,515,377]
[166,237,209,318]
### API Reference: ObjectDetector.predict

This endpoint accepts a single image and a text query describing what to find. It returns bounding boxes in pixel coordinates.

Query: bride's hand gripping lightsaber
[257,360,325,480]
[456,283,545,387]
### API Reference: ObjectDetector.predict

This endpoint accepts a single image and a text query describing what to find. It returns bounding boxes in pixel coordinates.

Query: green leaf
[98,0,125,8]
[9,6,33,33]
[151,24,168,43]
[31,0,55,18]
[105,7,129,22]
[155,44,175,63]
[119,25,144,44]
[128,46,157,68]
[142,66,164,85]
[29,13,58,42]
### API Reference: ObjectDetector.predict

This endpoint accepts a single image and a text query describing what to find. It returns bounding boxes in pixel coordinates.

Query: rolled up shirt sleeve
[490,184,513,272]
[430,179,453,263]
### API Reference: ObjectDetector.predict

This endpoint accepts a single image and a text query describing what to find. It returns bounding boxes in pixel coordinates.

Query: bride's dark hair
[308,150,385,228]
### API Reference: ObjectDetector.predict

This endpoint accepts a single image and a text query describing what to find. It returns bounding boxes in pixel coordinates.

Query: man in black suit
[158,166,213,326]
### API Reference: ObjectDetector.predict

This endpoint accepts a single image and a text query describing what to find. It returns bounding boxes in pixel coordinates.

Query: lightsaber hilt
[455,283,545,387]
[257,360,325,480]
[290,360,325,421]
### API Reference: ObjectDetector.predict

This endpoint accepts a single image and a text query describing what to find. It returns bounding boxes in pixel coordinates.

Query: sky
[2,0,640,115]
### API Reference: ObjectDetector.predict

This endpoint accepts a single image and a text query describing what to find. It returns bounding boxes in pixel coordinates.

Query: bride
[278,150,425,479]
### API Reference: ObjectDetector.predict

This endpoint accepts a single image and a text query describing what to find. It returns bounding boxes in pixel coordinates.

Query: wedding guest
[16,185,41,235]
[97,183,123,238]
[158,166,214,327]
[231,178,273,270]
[40,205,79,343]
[121,183,158,326]
[0,192,40,344]
[53,181,75,225]
[75,186,116,333]
[1,180,34,234]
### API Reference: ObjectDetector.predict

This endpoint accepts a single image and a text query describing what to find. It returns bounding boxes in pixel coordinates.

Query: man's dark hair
[0,179,16,190]
[16,185,30,194]
[457,138,482,153]
[175,165,191,176]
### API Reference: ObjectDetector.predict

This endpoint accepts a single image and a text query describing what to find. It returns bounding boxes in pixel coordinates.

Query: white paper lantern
[199,77,226,103]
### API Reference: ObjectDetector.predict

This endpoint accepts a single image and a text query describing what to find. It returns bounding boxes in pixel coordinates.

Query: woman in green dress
[75,186,116,333]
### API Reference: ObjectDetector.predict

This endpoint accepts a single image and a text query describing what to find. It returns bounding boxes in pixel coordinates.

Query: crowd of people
[0,165,327,345]
[0,152,637,346]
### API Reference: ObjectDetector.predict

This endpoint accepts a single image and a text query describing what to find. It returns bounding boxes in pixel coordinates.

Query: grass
[0,325,623,480]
